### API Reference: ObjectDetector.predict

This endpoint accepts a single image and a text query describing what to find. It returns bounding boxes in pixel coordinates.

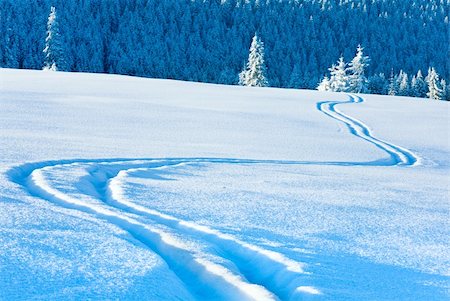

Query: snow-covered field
[0,68,449,300]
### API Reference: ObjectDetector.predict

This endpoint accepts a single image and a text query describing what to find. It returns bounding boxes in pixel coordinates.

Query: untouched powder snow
[0,69,449,300]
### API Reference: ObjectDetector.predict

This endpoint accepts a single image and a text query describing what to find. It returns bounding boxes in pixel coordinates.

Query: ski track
[7,94,421,300]
[317,94,421,166]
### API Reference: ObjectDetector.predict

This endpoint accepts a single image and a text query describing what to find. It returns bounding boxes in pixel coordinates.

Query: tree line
[1,0,448,99]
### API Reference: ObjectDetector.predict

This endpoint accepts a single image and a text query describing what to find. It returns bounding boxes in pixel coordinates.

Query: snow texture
[0,69,449,300]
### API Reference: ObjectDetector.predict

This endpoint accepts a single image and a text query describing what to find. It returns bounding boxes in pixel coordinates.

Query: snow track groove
[106,166,308,300]
[317,94,421,166]
[7,94,421,300]
[21,162,277,301]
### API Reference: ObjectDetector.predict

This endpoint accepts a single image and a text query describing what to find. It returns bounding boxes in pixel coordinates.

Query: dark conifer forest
[1,0,448,94]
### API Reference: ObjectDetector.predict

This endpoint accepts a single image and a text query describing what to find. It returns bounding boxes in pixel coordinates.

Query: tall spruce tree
[239,34,269,87]
[43,6,65,71]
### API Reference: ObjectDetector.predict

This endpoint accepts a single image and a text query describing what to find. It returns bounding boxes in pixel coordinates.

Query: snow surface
[0,68,449,300]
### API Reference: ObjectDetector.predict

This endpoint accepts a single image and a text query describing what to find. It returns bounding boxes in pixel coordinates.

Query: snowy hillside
[0,69,449,300]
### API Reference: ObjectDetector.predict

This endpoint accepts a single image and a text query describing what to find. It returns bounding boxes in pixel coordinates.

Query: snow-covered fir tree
[439,79,448,101]
[388,70,399,96]
[317,76,331,91]
[425,67,444,100]
[328,56,349,92]
[239,34,268,87]
[43,7,65,71]
[411,70,428,98]
[347,45,370,93]
[440,79,449,101]
[397,70,410,96]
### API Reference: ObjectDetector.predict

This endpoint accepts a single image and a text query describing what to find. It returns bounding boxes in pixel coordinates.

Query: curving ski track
[317,94,420,166]
[8,94,421,300]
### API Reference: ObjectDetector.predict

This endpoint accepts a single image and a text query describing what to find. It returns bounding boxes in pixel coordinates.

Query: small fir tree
[397,70,409,96]
[328,56,349,92]
[317,76,331,91]
[425,67,444,100]
[440,79,449,101]
[388,70,399,96]
[239,34,269,87]
[411,70,427,98]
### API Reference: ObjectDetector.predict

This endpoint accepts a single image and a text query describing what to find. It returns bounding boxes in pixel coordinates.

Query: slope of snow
[0,69,449,300]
